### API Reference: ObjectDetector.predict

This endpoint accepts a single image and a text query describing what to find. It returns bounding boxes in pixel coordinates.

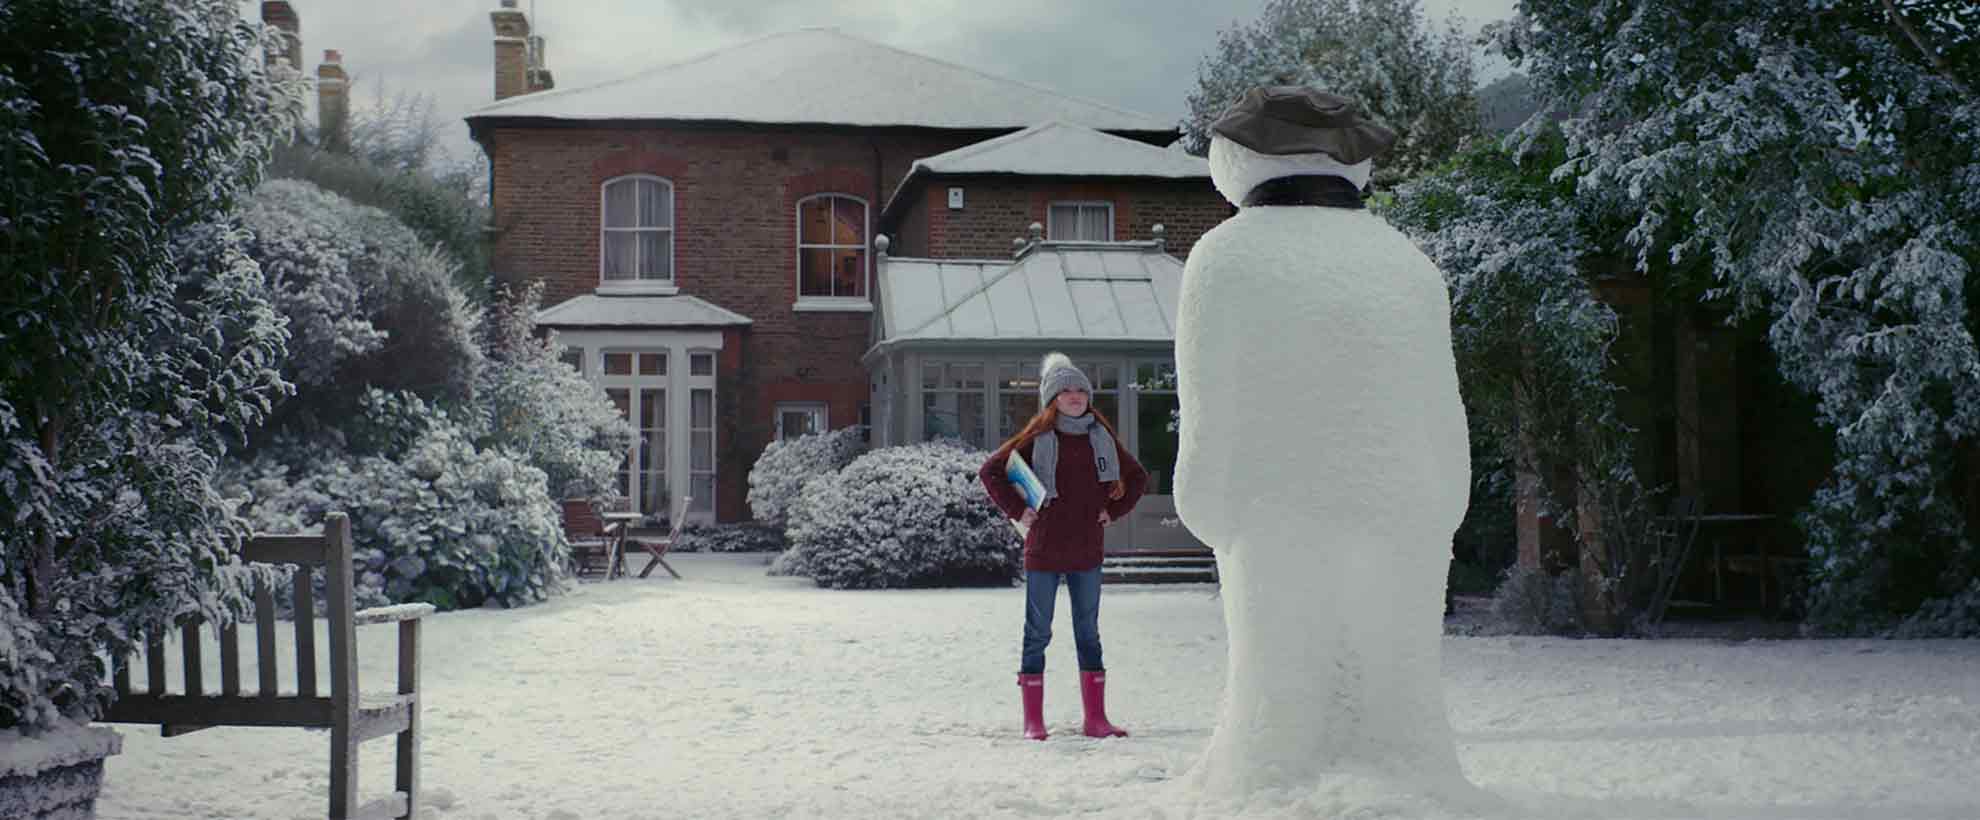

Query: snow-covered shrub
[472,283,631,500]
[267,138,491,300]
[0,0,303,732]
[746,427,865,529]
[779,442,1020,589]
[1486,566,1582,636]
[675,523,786,554]
[238,178,483,417]
[229,391,567,610]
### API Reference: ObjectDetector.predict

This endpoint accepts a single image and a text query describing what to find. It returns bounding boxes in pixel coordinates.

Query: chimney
[261,1,302,70]
[491,0,532,101]
[317,49,350,152]
[526,34,556,94]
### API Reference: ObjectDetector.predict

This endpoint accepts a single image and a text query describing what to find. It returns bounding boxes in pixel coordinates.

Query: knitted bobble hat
[1038,352,1092,406]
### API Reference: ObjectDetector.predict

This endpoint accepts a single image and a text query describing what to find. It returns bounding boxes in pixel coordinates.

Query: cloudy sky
[268,0,1520,166]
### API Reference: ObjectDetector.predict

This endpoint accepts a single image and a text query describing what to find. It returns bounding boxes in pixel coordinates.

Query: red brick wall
[485,125,985,521]
[893,175,1230,261]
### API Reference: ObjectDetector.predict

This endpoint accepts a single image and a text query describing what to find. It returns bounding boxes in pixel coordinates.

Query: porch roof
[536,292,754,329]
[872,241,1181,355]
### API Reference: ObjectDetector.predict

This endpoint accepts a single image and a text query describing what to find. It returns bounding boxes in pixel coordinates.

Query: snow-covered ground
[97,554,1980,820]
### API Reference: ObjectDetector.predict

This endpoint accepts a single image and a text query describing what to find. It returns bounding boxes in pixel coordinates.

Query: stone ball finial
[874,234,890,254]
[1028,222,1044,242]
[1012,236,1028,257]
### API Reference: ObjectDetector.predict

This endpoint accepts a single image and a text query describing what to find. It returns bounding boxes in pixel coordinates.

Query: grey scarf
[1032,412,1122,504]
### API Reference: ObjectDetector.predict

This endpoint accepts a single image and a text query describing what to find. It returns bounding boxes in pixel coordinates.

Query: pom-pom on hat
[1038,353,1092,406]
[1210,86,1397,163]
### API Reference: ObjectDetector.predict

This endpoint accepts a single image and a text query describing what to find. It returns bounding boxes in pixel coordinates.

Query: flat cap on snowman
[1211,86,1396,162]
[1207,86,1399,204]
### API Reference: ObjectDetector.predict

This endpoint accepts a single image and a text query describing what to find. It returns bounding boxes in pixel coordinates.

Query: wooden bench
[101,512,431,820]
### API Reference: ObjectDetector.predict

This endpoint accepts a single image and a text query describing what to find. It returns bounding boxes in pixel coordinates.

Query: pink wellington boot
[1018,673,1048,740]
[1079,670,1128,738]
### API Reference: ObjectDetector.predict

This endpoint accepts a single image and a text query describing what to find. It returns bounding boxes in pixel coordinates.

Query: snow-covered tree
[472,282,631,500]
[1183,0,1481,184]
[1483,0,1980,634]
[779,442,1020,589]
[0,0,304,731]
[236,178,483,424]
[747,426,866,530]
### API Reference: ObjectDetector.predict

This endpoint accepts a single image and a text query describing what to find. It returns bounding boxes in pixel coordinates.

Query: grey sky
[271,0,1520,167]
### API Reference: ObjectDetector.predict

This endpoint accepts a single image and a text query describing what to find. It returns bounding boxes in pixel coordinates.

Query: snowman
[1173,87,1477,801]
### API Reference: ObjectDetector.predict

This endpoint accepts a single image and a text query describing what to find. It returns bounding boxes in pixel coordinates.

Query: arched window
[601,176,674,284]
[796,194,868,302]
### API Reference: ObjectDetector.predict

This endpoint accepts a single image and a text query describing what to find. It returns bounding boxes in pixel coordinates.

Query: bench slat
[145,633,166,696]
[220,623,241,697]
[103,694,335,728]
[243,534,331,566]
[255,578,278,697]
[180,622,204,697]
[295,569,317,699]
[352,693,418,744]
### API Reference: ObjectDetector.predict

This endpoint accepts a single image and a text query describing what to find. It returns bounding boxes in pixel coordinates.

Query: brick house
[466,9,1229,534]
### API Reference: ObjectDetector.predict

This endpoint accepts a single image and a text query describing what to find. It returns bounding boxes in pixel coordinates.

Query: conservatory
[863,234,1201,551]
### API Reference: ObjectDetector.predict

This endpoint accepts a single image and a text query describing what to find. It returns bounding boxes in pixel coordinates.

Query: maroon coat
[979,431,1148,572]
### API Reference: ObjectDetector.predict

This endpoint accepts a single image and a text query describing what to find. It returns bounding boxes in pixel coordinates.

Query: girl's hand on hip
[1098,511,1113,527]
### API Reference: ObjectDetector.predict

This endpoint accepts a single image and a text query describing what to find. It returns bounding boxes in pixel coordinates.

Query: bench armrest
[353,603,436,626]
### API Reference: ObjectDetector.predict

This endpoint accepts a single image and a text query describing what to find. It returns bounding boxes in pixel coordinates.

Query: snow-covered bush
[1486,566,1583,636]
[675,523,786,554]
[238,178,483,419]
[0,0,304,732]
[779,442,1020,589]
[746,427,866,529]
[472,283,631,500]
[228,391,567,610]
[267,137,491,300]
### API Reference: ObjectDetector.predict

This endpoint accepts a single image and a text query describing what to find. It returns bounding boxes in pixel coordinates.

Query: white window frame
[775,402,829,441]
[599,175,678,295]
[597,348,670,516]
[685,349,719,517]
[794,193,873,312]
[1047,200,1115,242]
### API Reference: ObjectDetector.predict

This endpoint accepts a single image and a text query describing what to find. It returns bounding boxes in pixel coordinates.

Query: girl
[979,353,1148,740]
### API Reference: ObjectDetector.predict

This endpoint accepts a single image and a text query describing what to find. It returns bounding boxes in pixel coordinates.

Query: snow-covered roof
[873,241,1181,351]
[880,122,1209,224]
[467,28,1173,135]
[535,293,753,328]
[910,122,1207,179]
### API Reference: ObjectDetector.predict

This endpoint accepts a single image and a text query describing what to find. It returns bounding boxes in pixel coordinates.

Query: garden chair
[1646,494,1702,624]
[559,499,624,579]
[618,496,690,580]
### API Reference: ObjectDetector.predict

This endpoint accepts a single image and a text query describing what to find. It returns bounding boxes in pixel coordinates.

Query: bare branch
[1882,0,1971,92]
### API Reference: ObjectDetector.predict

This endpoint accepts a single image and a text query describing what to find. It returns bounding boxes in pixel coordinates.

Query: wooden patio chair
[620,496,690,580]
[1647,494,1702,624]
[559,499,623,579]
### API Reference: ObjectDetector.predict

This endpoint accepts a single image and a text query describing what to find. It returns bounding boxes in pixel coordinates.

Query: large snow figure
[1175,87,1473,799]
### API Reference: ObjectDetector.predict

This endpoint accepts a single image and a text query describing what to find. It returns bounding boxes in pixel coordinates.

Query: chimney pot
[316,50,350,152]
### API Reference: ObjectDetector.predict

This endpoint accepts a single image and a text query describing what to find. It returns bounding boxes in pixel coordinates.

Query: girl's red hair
[993,400,1127,501]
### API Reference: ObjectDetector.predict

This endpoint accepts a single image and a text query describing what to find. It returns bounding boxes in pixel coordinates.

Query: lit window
[797,194,868,301]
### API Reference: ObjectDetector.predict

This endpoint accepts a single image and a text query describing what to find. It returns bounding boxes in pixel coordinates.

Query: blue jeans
[1020,569,1104,674]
